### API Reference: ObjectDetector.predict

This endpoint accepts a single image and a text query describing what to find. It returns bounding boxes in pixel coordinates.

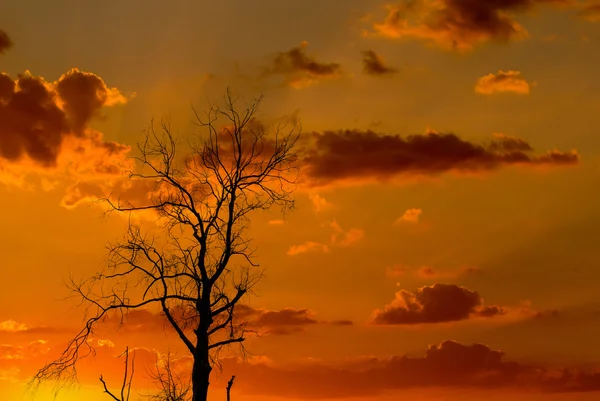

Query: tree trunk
[191,352,211,401]
[192,328,212,401]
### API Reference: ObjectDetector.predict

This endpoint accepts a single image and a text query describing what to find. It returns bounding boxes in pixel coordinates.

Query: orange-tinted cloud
[60,177,160,209]
[475,70,532,95]
[218,340,600,398]
[302,130,579,186]
[288,220,364,256]
[362,50,397,76]
[0,69,127,169]
[395,208,422,223]
[234,305,352,335]
[236,305,318,335]
[372,283,505,325]
[0,320,58,335]
[0,68,131,197]
[365,0,573,52]
[264,41,342,88]
[55,68,126,134]
[580,2,600,21]
[0,341,50,361]
[308,193,333,212]
[287,241,330,256]
[98,305,349,337]
[328,220,365,246]
[0,29,12,55]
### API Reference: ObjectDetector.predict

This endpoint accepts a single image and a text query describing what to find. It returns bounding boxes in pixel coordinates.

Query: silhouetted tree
[31,89,301,401]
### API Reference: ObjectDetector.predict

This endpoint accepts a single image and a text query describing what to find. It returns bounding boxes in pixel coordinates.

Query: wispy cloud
[263,41,342,88]
[362,50,397,76]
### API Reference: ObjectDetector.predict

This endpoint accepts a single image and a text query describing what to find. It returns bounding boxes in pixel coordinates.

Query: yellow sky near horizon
[2,0,600,400]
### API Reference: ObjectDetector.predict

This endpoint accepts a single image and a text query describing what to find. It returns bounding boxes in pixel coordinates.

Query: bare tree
[31,89,301,401]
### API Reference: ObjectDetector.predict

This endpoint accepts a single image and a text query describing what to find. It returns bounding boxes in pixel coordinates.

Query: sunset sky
[2,0,600,400]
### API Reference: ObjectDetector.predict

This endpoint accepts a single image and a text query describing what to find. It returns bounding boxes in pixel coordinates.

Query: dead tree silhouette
[30,88,301,401]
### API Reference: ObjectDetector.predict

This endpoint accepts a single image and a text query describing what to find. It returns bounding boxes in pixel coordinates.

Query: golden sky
[2,0,600,400]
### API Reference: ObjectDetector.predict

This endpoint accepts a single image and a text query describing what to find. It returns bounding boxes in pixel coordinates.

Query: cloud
[0,320,58,334]
[98,305,350,337]
[263,41,342,88]
[60,177,161,210]
[0,69,128,168]
[55,68,127,134]
[217,340,600,398]
[234,305,352,335]
[328,221,365,246]
[302,130,579,186]
[362,50,397,76]
[0,340,50,361]
[372,283,506,325]
[0,30,12,55]
[475,70,532,95]
[0,321,28,333]
[365,0,573,52]
[0,68,132,195]
[395,208,422,223]
[287,241,330,256]
[580,2,600,21]
[288,220,364,256]
[268,219,286,225]
[0,31,130,191]
[308,193,333,212]
[236,305,319,335]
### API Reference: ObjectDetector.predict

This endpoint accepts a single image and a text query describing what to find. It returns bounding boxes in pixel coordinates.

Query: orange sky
[2,0,600,400]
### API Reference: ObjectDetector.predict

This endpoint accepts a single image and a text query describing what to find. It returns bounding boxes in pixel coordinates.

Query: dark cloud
[362,50,397,76]
[372,283,506,325]
[302,130,579,186]
[99,306,350,336]
[236,305,319,335]
[487,133,533,151]
[264,41,342,88]
[56,68,126,134]
[0,73,67,166]
[367,0,575,51]
[0,29,12,55]
[0,69,128,169]
[217,340,600,398]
